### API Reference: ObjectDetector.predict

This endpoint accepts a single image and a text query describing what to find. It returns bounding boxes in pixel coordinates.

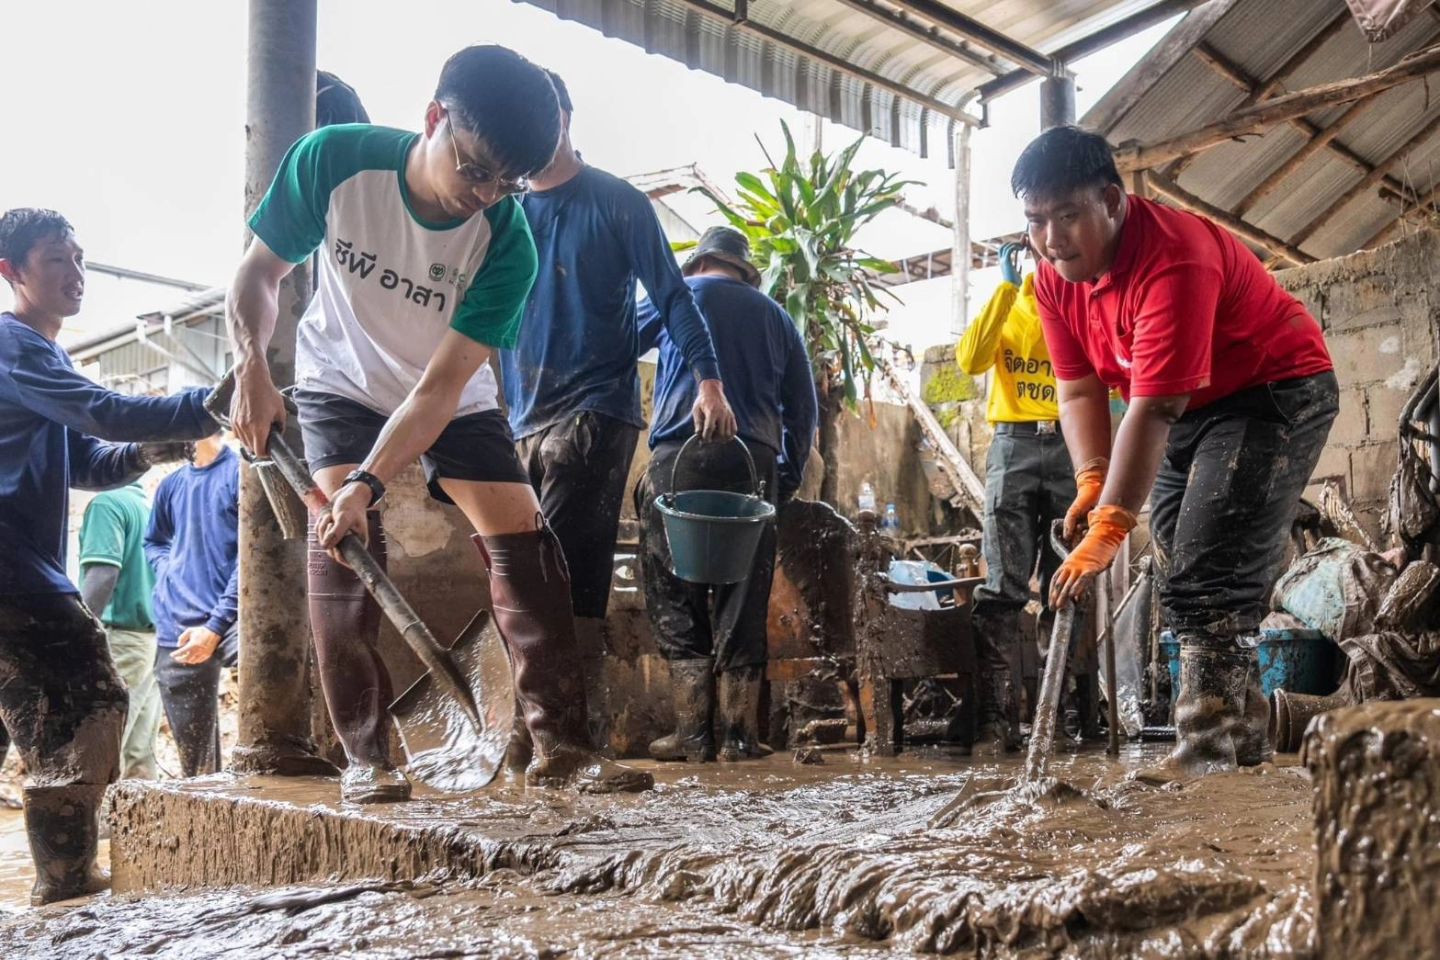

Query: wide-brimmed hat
[682,226,762,287]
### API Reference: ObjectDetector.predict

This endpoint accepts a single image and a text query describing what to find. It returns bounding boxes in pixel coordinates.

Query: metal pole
[231,0,330,775]
[1039,75,1076,129]
[949,122,971,337]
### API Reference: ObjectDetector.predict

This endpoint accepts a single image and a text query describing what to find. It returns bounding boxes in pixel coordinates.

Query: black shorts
[292,389,529,503]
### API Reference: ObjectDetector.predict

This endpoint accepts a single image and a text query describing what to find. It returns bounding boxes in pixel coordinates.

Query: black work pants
[1151,373,1339,643]
[517,411,640,619]
[154,624,240,777]
[0,594,126,788]
[637,438,778,672]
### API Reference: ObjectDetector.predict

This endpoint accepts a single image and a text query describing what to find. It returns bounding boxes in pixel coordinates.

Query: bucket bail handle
[666,434,764,503]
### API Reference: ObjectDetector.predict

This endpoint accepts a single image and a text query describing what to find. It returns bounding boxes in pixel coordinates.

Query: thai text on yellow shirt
[954,274,1059,424]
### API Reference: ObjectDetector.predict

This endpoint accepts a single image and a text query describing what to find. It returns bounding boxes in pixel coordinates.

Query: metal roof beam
[828,0,1006,75]
[677,0,980,125]
[887,0,1054,75]
[978,0,1214,102]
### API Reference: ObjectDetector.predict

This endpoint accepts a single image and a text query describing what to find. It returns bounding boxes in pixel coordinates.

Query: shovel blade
[389,609,514,793]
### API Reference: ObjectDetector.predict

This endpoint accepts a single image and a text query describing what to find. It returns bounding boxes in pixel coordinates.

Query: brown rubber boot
[24,785,111,906]
[1136,639,1248,784]
[475,526,652,794]
[718,665,773,762]
[503,697,533,778]
[309,512,410,804]
[649,658,716,762]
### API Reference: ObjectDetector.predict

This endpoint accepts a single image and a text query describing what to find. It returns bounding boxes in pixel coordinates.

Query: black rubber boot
[650,658,716,762]
[1230,642,1273,767]
[475,527,652,794]
[24,785,110,906]
[1137,639,1249,783]
[971,607,1022,757]
[718,665,773,762]
[309,512,411,804]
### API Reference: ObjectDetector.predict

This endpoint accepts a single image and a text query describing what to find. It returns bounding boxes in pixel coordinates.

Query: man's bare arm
[1099,394,1189,515]
[1057,374,1113,469]
[226,239,297,455]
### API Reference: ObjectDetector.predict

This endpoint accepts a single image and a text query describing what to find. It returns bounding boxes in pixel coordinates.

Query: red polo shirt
[1034,195,1332,408]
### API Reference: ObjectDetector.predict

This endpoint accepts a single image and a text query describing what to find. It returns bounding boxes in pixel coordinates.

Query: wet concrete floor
[0,744,1320,958]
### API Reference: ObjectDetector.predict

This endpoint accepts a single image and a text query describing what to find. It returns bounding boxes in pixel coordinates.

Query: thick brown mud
[0,747,1322,958]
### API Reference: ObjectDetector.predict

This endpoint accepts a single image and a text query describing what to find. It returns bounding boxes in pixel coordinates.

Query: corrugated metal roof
[514,0,1177,156]
[1087,0,1440,261]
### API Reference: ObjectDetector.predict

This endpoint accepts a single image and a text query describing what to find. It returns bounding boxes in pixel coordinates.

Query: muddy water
[0,746,1321,958]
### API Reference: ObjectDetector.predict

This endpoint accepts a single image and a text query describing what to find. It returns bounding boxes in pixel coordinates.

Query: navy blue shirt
[144,445,240,647]
[501,165,721,438]
[639,276,818,498]
[0,312,214,596]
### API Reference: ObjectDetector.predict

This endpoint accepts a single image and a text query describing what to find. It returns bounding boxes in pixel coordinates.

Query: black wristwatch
[341,469,386,507]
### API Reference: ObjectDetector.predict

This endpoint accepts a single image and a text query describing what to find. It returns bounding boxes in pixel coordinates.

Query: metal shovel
[204,372,497,779]
[930,520,1081,825]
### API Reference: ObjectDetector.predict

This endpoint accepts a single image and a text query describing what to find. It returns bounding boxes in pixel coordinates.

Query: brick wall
[1275,229,1440,537]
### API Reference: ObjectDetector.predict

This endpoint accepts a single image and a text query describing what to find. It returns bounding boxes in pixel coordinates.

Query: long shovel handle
[1024,520,1078,783]
[206,371,483,731]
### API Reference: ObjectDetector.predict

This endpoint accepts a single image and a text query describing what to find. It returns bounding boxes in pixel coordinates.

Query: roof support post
[1040,74,1076,128]
[950,121,972,336]
[232,0,330,776]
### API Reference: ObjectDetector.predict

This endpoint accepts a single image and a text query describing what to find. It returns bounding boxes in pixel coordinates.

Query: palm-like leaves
[695,121,915,408]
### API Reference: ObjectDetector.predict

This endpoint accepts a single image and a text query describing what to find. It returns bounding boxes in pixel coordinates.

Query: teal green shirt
[78,483,155,630]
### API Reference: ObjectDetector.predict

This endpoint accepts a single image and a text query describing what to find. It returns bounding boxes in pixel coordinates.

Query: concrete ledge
[108,776,559,893]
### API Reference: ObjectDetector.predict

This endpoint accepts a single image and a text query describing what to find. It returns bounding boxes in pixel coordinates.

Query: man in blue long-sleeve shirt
[500,71,736,755]
[636,227,817,764]
[0,208,214,905]
[144,432,241,777]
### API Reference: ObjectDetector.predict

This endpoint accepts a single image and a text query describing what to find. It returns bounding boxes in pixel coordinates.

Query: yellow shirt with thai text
[954,274,1059,424]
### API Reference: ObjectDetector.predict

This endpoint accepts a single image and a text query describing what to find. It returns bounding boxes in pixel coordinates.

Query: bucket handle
[666,434,764,501]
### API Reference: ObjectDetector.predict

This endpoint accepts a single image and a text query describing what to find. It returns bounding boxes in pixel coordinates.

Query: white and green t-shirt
[249,124,537,416]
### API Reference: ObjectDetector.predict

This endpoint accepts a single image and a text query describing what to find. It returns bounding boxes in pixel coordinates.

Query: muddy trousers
[971,423,1076,728]
[307,513,394,771]
[1151,374,1339,642]
[517,412,640,621]
[0,595,126,788]
[637,439,779,672]
[153,625,240,777]
[0,595,126,899]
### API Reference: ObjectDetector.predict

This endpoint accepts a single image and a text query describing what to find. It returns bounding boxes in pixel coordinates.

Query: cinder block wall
[1275,229,1440,538]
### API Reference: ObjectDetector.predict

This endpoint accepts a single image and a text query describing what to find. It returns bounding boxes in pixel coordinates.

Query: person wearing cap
[1013,125,1336,776]
[955,240,1076,755]
[500,70,736,758]
[635,226,817,763]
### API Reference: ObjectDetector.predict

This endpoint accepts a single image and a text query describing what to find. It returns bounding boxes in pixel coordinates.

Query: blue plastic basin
[1159,628,1338,699]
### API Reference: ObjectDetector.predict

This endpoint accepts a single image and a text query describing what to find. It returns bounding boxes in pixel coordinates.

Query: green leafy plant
[694,121,916,411]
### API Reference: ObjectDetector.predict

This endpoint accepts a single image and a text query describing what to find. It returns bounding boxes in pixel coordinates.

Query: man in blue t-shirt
[636,227,817,764]
[501,72,736,753]
[0,208,214,905]
[145,432,241,777]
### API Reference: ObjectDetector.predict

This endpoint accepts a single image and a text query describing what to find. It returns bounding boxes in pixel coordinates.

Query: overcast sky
[0,1,1174,350]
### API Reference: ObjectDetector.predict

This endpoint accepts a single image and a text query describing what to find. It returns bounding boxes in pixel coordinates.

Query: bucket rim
[656,493,776,525]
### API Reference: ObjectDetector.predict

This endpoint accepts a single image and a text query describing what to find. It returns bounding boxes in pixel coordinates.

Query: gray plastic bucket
[655,436,776,584]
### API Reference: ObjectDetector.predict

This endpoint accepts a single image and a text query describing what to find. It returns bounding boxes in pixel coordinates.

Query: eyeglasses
[446,117,530,196]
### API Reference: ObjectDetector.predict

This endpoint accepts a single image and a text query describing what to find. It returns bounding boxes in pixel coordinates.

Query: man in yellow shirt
[955,241,1078,754]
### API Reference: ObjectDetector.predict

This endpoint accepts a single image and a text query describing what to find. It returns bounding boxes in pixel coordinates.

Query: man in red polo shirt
[1014,126,1337,776]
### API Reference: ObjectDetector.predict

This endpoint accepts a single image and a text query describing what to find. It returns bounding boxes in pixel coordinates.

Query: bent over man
[1014,126,1337,776]
[228,46,651,803]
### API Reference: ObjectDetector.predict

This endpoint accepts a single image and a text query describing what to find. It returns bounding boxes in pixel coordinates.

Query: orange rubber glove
[1050,504,1137,609]
[1064,456,1109,541]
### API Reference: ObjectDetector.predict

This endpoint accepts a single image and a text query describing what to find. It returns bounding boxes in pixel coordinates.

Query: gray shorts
[292,389,528,503]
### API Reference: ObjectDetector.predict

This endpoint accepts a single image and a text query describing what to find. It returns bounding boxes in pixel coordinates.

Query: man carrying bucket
[636,227,817,763]
[1013,126,1337,777]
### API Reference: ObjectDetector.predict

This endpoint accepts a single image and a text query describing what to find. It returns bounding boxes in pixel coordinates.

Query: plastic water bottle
[858,480,877,514]
[882,503,901,535]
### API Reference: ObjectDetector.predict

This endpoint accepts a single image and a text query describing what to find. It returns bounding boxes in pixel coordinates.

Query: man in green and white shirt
[229,45,652,802]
